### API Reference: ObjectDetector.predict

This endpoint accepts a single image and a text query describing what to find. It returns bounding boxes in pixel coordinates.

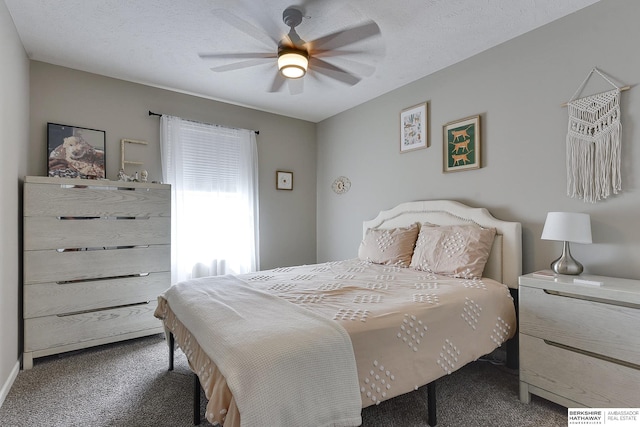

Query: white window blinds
[160,115,259,283]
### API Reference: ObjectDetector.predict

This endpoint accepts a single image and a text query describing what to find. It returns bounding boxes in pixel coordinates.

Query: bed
[154,200,522,426]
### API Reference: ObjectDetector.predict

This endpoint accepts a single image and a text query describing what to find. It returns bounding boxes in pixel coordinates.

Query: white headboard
[363,200,522,289]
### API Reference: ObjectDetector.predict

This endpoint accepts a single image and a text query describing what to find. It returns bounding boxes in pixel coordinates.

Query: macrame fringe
[566,89,622,203]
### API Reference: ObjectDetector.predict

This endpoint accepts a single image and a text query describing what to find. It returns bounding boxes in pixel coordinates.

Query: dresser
[519,272,640,408]
[23,176,171,369]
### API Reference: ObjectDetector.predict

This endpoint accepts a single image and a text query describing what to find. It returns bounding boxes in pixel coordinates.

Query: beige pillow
[358,223,419,267]
[409,224,496,278]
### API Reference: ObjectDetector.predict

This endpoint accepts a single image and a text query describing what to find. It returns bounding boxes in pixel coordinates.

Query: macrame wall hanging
[565,68,629,203]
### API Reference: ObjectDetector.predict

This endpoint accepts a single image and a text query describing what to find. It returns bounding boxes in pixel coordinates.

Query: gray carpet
[0,334,566,426]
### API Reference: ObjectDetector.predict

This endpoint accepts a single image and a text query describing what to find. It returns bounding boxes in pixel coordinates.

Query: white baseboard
[0,360,20,408]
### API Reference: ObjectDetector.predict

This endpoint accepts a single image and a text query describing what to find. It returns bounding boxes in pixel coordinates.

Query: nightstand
[518,272,640,408]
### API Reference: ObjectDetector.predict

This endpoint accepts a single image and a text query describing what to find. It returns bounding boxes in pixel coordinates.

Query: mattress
[155,258,517,426]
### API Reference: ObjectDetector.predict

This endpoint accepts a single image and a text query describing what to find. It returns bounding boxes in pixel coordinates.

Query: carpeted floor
[0,334,566,426]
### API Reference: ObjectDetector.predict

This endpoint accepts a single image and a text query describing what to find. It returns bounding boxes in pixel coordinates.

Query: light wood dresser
[519,272,640,408]
[23,176,171,369]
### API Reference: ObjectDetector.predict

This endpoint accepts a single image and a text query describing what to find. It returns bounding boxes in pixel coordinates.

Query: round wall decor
[332,176,351,194]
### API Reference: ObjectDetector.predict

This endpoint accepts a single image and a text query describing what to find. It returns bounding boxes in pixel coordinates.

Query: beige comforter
[161,275,361,427]
[155,258,517,426]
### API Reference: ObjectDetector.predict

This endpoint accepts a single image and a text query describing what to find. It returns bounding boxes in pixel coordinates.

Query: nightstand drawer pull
[544,339,640,371]
[544,289,640,310]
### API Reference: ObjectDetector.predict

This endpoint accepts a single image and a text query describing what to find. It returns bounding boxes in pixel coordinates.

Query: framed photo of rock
[47,122,106,179]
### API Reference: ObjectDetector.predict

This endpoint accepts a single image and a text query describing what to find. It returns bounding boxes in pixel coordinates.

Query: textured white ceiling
[5,0,600,122]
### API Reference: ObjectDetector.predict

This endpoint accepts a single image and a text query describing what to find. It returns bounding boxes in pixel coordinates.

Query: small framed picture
[443,115,481,173]
[400,102,428,153]
[276,170,293,190]
[47,122,106,179]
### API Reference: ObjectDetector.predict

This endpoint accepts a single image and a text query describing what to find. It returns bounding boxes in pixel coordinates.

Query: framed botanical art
[443,115,480,173]
[47,122,106,179]
[276,170,293,190]
[400,102,428,153]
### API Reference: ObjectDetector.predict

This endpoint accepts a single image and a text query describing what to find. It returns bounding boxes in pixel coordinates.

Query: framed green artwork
[443,115,480,173]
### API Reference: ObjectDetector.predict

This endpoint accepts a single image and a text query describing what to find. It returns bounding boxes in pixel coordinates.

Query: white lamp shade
[277,51,308,79]
[541,212,592,244]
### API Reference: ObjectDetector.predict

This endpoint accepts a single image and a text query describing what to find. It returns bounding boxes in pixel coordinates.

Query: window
[160,115,258,284]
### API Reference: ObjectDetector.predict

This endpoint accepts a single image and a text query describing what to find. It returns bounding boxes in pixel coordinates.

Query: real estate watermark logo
[568,409,639,426]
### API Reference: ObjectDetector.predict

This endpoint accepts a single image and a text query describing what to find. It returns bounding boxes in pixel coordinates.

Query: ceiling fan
[199,5,382,94]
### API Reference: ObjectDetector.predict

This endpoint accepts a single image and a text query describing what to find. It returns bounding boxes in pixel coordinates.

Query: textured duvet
[155,258,517,426]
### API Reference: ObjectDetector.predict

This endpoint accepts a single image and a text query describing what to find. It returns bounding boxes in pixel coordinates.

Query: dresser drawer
[520,334,640,407]
[24,245,170,284]
[519,286,640,365]
[24,272,170,318]
[24,300,161,352]
[24,216,170,250]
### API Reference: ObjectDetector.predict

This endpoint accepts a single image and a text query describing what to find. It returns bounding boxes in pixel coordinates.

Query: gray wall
[317,0,640,280]
[0,61,317,394]
[0,1,30,405]
[29,62,318,271]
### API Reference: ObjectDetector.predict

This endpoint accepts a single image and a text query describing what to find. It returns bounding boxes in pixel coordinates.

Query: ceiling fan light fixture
[278,49,309,79]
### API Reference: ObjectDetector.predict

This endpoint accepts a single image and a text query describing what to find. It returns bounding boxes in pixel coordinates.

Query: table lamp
[541,212,592,275]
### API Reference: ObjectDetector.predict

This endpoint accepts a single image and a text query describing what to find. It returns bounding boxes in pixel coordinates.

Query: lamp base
[550,241,583,275]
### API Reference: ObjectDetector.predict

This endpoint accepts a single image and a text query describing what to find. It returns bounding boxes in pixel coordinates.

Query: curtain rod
[148,110,259,135]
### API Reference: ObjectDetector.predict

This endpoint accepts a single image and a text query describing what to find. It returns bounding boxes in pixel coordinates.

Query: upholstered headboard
[362,200,522,289]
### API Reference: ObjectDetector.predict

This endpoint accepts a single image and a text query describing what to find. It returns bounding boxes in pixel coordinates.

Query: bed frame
[168,199,522,426]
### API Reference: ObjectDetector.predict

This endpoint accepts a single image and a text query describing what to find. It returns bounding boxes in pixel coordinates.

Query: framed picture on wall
[276,170,293,190]
[400,102,429,153]
[47,122,106,179]
[443,115,480,173]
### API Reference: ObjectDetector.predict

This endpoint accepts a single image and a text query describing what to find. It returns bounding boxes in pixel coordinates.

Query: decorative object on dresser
[519,273,640,408]
[443,115,480,173]
[22,176,171,369]
[541,212,592,275]
[400,102,428,153]
[47,123,106,179]
[120,138,148,177]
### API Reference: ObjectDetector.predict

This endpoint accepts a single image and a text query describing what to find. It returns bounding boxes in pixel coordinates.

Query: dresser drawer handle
[543,289,640,309]
[56,273,150,284]
[56,301,151,317]
[544,339,640,371]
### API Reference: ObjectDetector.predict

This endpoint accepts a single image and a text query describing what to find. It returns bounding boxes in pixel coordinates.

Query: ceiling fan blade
[309,57,361,86]
[279,32,303,49]
[213,9,278,48]
[287,28,305,47]
[251,3,285,45]
[268,73,304,95]
[325,57,376,77]
[210,58,273,72]
[288,78,304,95]
[269,73,287,93]
[199,52,276,60]
[311,50,377,76]
[309,20,381,51]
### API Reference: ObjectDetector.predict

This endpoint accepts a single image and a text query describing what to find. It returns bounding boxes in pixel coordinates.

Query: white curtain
[160,115,259,284]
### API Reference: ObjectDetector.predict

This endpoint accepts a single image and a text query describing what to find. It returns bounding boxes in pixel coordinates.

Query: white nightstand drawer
[519,286,640,365]
[520,334,640,407]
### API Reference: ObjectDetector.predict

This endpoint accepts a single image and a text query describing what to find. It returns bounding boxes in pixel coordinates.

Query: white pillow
[357,223,419,267]
[409,224,496,278]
